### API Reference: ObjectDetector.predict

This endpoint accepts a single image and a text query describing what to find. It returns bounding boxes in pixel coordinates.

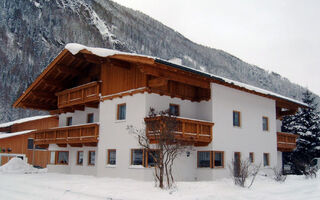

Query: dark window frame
[233,111,241,127]
[117,103,126,120]
[66,117,72,126]
[87,113,94,123]
[169,104,180,116]
[107,149,116,165]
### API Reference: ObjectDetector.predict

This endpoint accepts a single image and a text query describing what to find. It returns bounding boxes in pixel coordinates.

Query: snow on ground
[0,158,47,174]
[0,170,319,200]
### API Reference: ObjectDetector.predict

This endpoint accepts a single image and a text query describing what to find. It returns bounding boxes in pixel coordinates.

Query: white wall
[59,107,99,127]
[200,83,277,179]
[145,93,212,121]
[48,144,97,175]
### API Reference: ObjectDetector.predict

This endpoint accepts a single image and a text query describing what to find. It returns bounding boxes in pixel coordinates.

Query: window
[249,152,254,163]
[262,117,269,131]
[263,153,270,166]
[87,113,94,123]
[131,149,144,165]
[197,151,211,168]
[169,104,180,116]
[213,151,224,168]
[56,151,69,165]
[27,138,34,150]
[50,152,55,164]
[88,151,95,165]
[146,150,160,167]
[107,149,116,165]
[66,117,72,126]
[77,151,83,165]
[117,103,126,120]
[233,111,241,127]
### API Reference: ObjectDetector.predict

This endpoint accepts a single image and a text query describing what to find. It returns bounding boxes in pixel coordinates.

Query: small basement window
[169,104,180,116]
[87,113,94,123]
[88,151,96,165]
[117,104,126,120]
[66,117,72,126]
[233,111,241,127]
[107,149,116,165]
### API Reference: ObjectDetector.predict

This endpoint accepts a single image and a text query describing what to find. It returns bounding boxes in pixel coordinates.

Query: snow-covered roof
[65,43,307,107]
[0,130,34,139]
[0,115,53,128]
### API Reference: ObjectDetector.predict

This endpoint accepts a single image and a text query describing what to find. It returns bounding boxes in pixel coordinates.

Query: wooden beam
[69,143,83,147]
[31,91,57,99]
[148,77,168,88]
[56,64,80,76]
[72,105,85,111]
[57,144,67,147]
[139,64,210,89]
[84,142,97,147]
[82,53,108,64]
[85,102,99,108]
[21,102,56,110]
[108,58,131,69]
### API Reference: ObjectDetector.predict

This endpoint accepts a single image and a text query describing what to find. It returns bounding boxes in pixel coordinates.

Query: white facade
[47,82,283,181]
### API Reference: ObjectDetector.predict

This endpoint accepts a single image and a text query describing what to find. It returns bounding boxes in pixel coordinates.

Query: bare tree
[127,108,191,189]
[228,159,261,188]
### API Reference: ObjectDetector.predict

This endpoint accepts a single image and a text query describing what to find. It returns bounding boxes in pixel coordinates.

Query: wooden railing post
[182,121,185,138]
[196,124,200,139]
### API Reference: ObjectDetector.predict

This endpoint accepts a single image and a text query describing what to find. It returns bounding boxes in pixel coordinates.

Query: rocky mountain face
[0,0,312,123]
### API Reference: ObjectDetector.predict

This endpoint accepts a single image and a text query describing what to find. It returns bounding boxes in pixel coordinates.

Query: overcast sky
[113,0,320,95]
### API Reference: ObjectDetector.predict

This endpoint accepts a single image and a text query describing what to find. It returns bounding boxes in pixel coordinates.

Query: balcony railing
[33,123,99,147]
[56,81,101,108]
[144,116,214,146]
[277,132,298,152]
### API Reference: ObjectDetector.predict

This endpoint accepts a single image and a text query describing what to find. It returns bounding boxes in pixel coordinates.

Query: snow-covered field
[0,159,319,200]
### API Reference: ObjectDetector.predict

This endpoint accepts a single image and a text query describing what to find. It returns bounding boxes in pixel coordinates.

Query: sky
[113,0,320,96]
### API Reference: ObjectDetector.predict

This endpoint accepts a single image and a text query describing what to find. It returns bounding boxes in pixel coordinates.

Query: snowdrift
[0,157,47,174]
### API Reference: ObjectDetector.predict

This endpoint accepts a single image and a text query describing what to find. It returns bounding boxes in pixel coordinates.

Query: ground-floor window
[88,151,95,165]
[263,153,270,166]
[146,150,160,167]
[77,151,83,165]
[56,151,69,165]
[213,151,224,168]
[197,151,225,168]
[198,151,211,168]
[107,149,116,165]
[131,149,144,165]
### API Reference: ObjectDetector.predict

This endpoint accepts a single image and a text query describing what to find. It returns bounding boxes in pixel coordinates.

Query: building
[12,43,303,180]
[0,115,58,167]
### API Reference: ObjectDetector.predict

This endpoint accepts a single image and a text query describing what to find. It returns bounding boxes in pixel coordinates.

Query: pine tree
[282,90,320,172]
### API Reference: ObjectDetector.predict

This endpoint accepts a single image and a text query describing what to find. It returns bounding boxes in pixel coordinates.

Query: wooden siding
[277,132,298,152]
[11,116,58,133]
[33,123,99,147]
[145,116,214,146]
[0,116,58,167]
[0,133,50,168]
[101,62,146,96]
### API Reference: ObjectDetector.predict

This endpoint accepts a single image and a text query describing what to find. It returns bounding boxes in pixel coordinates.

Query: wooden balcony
[56,81,101,109]
[33,123,99,147]
[145,116,214,146]
[277,132,298,152]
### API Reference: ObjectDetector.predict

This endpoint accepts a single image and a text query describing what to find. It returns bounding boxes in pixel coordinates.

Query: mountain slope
[0,0,310,122]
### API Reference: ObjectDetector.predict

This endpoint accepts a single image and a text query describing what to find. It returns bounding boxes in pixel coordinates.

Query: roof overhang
[13,44,307,113]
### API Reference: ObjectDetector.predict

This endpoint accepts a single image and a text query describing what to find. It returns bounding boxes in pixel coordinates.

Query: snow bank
[0,157,47,174]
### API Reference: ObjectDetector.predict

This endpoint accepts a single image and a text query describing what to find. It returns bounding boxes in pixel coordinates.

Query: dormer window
[169,104,180,116]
